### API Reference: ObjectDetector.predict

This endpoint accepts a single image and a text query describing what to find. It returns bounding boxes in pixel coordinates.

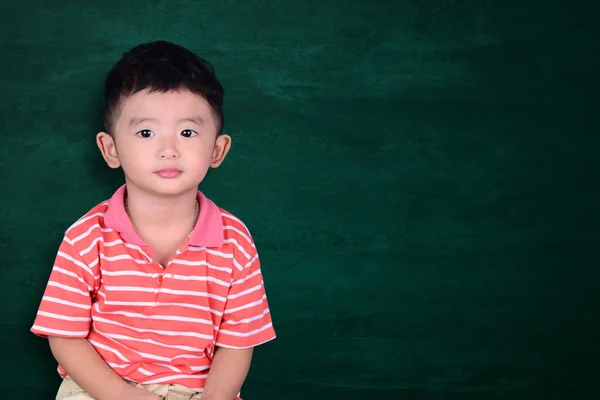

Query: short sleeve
[31,237,97,338]
[215,243,276,349]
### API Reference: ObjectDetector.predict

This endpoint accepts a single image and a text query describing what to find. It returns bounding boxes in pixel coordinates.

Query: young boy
[31,41,276,400]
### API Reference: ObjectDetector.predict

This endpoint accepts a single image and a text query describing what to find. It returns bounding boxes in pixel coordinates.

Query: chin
[160,186,198,196]
[144,181,199,196]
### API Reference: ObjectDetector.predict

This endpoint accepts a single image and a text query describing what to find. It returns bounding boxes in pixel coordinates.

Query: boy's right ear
[96,132,121,169]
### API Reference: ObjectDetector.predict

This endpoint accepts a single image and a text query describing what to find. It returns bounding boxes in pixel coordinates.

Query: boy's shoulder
[63,200,111,244]
[218,207,255,244]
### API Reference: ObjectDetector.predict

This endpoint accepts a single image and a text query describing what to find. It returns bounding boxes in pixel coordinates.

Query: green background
[1,1,598,399]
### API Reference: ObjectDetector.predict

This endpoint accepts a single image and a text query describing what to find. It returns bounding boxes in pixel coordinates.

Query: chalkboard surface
[0,1,598,399]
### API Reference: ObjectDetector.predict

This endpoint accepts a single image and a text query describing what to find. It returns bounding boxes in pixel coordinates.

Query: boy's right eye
[136,129,154,138]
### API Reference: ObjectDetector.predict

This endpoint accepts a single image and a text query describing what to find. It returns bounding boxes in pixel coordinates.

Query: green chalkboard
[0,1,598,399]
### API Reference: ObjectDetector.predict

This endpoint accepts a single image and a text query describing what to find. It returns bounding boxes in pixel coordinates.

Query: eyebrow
[128,116,205,128]
[129,117,157,128]
[179,116,205,126]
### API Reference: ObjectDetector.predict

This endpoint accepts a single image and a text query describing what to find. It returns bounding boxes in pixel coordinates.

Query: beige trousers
[56,376,201,400]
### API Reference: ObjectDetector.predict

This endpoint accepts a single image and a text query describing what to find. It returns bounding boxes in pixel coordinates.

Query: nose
[158,137,180,159]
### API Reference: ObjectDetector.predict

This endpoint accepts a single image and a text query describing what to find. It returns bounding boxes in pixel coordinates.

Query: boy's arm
[202,347,254,400]
[206,225,276,400]
[49,337,160,400]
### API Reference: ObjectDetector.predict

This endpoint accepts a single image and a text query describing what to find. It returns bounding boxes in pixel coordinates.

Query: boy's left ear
[211,134,232,168]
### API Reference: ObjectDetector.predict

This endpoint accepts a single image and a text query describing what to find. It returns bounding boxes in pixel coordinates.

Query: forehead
[115,89,217,129]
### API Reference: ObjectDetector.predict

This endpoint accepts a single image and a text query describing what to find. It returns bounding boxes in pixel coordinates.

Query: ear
[96,132,121,169]
[210,134,232,168]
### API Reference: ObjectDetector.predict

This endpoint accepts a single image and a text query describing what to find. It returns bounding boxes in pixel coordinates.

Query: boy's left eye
[181,129,198,138]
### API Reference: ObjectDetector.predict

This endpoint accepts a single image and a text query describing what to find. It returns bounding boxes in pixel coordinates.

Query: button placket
[152,260,166,305]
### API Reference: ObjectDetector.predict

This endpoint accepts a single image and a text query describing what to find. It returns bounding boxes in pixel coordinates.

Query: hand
[119,385,163,400]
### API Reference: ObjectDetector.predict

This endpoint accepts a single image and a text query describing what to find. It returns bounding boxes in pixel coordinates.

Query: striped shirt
[31,185,276,396]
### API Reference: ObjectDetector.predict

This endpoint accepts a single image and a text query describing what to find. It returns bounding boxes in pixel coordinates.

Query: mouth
[155,168,183,178]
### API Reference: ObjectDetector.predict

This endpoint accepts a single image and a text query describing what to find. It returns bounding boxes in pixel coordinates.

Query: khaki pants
[56,376,201,400]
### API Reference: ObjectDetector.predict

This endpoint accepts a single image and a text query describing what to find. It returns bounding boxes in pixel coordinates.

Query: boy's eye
[137,129,154,138]
[181,129,198,138]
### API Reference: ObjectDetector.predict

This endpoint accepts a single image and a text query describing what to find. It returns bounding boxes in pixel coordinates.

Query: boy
[31,41,276,400]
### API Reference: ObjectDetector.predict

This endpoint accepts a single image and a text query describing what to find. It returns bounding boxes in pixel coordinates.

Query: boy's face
[96,89,231,197]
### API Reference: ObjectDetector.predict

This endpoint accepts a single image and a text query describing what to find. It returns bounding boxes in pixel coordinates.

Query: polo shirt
[31,184,276,394]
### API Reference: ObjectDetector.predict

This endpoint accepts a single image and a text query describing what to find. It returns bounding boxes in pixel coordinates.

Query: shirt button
[157,275,164,284]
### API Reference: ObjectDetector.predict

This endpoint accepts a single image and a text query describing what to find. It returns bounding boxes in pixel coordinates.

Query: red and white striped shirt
[31,185,276,396]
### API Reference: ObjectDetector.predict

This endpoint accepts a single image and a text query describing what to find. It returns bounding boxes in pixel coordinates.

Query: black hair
[103,40,224,134]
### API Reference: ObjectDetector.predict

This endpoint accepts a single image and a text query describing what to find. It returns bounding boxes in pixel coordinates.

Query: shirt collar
[103,184,224,248]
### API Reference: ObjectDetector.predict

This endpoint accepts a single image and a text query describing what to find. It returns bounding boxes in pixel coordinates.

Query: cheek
[185,142,214,162]
[118,147,148,170]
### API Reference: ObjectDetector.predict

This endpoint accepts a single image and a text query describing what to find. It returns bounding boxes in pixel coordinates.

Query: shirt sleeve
[215,241,276,349]
[31,236,97,338]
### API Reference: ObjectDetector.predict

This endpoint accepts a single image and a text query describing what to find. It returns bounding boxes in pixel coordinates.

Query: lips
[155,168,183,178]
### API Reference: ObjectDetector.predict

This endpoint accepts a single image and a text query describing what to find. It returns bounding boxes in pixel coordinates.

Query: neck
[124,185,199,232]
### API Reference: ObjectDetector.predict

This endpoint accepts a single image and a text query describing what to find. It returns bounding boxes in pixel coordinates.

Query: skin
[48,89,253,400]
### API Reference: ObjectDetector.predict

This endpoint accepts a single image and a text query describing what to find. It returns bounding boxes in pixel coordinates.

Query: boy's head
[96,41,231,196]
[103,40,225,135]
